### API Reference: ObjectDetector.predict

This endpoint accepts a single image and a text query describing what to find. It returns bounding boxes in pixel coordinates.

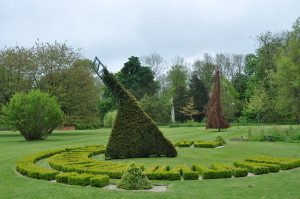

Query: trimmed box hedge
[90,175,110,188]
[211,163,248,177]
[194,141,222,148]
[192,164,232,179]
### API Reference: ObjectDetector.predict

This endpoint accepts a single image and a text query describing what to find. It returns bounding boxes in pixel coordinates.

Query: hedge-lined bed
[16,144,300,188]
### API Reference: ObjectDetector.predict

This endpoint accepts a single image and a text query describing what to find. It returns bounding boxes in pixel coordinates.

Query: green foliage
[169,120,205,127]
[56,172,78,183]
[3,90,64,140]
[175,141,194,147]
[188,73,209,121]
[16,149,64,180]
[211,163,248,177]
[117,162,153,190]
[245,156,300,170]
[144,166,181,180]
[167,58,189,122]
[221,77,240,121]
[90,175,110,188]
[194,141,222,148]
[68,173,94,186]
[117,56,159,100]
[140,94,172,125]
[233,161,280,174]
[103,110,117,128]
[246,126,300,142]
[99,68,177,159]
[193,164,232,179]
[215,136,226,145]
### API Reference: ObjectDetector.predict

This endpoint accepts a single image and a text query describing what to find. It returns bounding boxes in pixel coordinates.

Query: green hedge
[233,161,280,174]
[90,175,110,188]
[192,164,232,179]
[170,165,199,180]
[211,163,248,177]
[194,141,222,148]
[68,173,94,186]
[16,149,64,180]
[56,172,78,183]
[245,156,300,170]
[175,141,194,147]
[145,166,181,180]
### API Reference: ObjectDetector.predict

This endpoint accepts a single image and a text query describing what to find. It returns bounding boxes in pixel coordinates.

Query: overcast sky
[0,0,299,71]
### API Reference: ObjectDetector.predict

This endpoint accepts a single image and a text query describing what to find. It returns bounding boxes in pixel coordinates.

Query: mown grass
[0,125,299,199]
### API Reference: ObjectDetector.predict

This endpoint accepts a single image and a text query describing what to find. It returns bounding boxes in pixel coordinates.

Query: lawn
[1,125,300,199]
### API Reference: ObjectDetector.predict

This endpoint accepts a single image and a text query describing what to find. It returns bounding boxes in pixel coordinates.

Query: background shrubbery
[2,90,64,140]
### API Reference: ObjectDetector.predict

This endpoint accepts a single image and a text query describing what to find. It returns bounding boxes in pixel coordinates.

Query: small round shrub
[103,110,117,127]
[117,162,152,190]
[3,90,64,140]
[215,136,226,145]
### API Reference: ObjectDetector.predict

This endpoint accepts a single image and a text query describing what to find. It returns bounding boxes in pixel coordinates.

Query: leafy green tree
[167,57,189,122]
[272,19,300,122]
[179,97,200,121]
[140,93,172,125]
[193,53,215,90]
[0,47,35,105]
[221,77,240,121]
[2,90,64,140]
[39,60,99,127]
[118,56,159,100]
[188,73,209,121]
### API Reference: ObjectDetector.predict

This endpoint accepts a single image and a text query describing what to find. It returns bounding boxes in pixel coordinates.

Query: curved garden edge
[15,145,300,189]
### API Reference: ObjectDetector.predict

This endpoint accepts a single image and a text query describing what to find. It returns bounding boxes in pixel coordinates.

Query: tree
[205,68,229,131]
[141,52,167,78]
[118,56,159,100]
[188,73,209,121]
[179,97,200,121]
[2,90,64,140]
[272,19,300,123]
[38,59,99,127]
[221,77,240,121]
[167,56,189,122]
[140,93,172,125]
[193,53,215,90]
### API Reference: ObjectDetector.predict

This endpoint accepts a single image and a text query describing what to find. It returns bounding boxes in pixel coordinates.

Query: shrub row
[233,161,280,174]
[174,138,224,148]
[144,166,181,180]
[170,165,199,180]
[194,141,222,148]
[16,149,65,180]
[244,156,300,170]
[175,141,194,147]
[56,172,109,187]
[211,163,248,177]
[48,145,127,179]
[192,164,232,179]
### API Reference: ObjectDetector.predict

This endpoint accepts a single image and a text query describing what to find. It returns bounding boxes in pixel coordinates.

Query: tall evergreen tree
[118,56,159,100]
[206,68,229,131]
[188,73,209,121]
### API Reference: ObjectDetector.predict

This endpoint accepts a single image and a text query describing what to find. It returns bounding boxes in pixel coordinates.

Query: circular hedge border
[16,144,300,188]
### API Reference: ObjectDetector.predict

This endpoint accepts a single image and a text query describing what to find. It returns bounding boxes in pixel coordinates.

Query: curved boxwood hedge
[16,145,300,188]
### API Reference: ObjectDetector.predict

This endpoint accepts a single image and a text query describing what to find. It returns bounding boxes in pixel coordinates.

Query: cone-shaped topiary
[117,162,152,190]
[205,67,230,131]
[93,63,177,159]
